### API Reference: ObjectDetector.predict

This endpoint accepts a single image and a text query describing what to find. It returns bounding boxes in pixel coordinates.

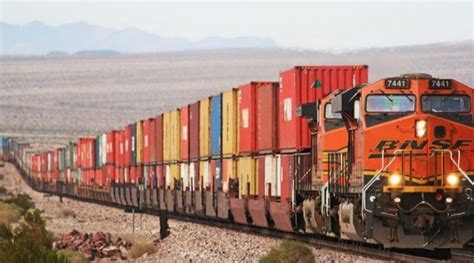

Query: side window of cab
[324,103,344,131]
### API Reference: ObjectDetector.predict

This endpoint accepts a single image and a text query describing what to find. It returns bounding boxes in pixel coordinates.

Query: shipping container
[199,98,210,159]
[106,131,117,165]
[143,119,150,163]
[131,124,137,166]
[180,162,190,190]
[210,159,221,192]
[189,160,199,190]
[69,142,77,170]
[155,115,164,164]
[257,155,280,198]
[165,163,180,190]
[257,83,279,153]
[221,158,237,193]
[222,89,239,157]
[147,118,156,164]
[238,82,278,154]
[136,121,143,164]
[114,130,123,167]
[199,160,210,191]
[278,65,368,151]
[210,95,222,157]
[237,157,257,198]
[189,102,200,160]
[180,106,189,160]
[156,164,164,188]
[163,110,181,162]
[148,118,156,164]
[78,138,95,169]
[124,125,132,166]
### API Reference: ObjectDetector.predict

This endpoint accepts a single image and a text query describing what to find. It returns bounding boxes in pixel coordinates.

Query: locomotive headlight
[388,173,402,186]
[416,120,427,138]
[446,173,460,186]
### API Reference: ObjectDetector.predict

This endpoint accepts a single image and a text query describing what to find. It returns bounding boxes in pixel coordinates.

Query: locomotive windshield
[422,95,470,113]
[366,94,415,113]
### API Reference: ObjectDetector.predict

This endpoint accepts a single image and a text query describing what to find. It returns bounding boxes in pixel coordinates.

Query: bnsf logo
[375,139,472,152]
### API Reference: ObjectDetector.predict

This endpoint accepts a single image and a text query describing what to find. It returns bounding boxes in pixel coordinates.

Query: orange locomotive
[300,73,473,248]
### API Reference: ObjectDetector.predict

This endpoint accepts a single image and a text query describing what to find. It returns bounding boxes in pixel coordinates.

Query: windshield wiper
[399,89,413,102]
[378,89,393,103]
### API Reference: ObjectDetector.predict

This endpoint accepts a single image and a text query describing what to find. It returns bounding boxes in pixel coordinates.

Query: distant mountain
[0,21,278,55]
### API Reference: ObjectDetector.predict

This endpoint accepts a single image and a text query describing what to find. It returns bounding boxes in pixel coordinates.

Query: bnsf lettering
[374,139,472,152]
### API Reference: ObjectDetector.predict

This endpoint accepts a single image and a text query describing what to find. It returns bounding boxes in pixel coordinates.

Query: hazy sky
[1,1,473,50]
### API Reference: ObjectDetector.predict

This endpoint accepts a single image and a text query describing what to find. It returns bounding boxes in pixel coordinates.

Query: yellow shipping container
[170,109,181,161]
[199,160,210,190]
[163,110,181,162]
[237,157,257,198]
[163,112,171,162]
[199,98,210,158]
[136,121,143,164]
[222,89,239,157]
[222,158,237,193]
[165,163,180,190]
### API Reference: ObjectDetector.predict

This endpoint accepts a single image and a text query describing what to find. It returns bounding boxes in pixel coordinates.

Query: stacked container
[222,89,239,158]
[278,65,368,152]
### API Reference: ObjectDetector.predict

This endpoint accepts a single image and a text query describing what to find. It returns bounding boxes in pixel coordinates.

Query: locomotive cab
[354,74,474,248]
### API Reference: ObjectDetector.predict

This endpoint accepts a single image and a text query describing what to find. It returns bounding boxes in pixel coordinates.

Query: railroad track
[8,162,471,263]
[45,194,450,262]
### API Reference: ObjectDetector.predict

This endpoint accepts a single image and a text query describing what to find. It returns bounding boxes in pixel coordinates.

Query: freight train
[2,65,473,249]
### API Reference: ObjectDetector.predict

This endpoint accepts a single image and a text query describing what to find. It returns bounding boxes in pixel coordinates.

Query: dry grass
[0,202,21,225]
[55,208,76,218]
[57,250,88,263]
[128,241,156,259]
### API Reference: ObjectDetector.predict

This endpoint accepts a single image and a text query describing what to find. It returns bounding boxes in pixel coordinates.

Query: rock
[119,246,128,259]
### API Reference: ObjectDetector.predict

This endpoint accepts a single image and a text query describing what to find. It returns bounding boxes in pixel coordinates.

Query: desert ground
[0,161,379,262]
[1,44,472,149]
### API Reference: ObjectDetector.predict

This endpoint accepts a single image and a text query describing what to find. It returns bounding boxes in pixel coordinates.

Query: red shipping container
[278,65,368,151]
[78,138,95,169]
[143,119,150,164]
[124,167,129,184]
[279,155,293,202]
[106,131,117,165]
[257,83,278,153]
[114,130,123,167]
[130,166,136,184]
[180,105,189,160]
[124,125,132,166]
[239,82,278,154]
[189,102,200,160]
[53,149,59,171]
[155,115,164,164]
[156,165,164,188]
[149,118,156,163]
[105,165,115,184]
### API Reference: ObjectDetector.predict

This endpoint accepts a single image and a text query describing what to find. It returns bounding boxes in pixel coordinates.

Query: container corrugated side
[256,83,279,153]
[237,156,257,198]
[222,89,239,157]
[199,98,210,159]
[278,65,368,151]
[136,121,143,165]
[180,106,189,160]
[155,115,164,164]
[210,95,222,157]
[189,102,200,160]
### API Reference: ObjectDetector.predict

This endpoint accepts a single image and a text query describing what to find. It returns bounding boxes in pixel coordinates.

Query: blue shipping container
[210,95,222,157]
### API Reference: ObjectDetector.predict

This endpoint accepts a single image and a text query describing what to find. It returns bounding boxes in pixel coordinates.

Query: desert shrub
[56,208,76,218]
[260,240,315,263]
[0,174,4,180]
[5,193,35,215]
[128,242,156,259]
[0,186,7,194]
[0,209,67,263]
[57,249,88,263]
[0,202,21,224]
